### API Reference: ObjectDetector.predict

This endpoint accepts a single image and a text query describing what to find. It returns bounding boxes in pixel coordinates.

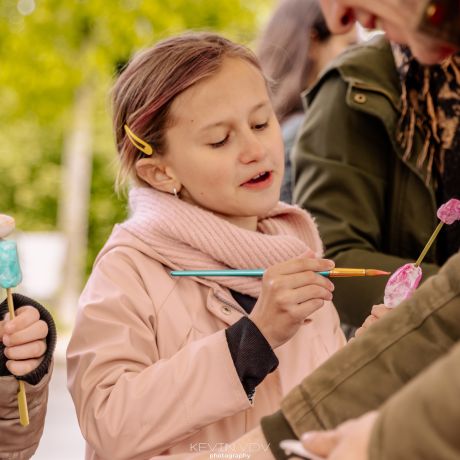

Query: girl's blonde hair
[112,31,263,188]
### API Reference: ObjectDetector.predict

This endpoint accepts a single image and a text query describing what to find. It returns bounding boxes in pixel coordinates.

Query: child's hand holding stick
[0,214,30,426]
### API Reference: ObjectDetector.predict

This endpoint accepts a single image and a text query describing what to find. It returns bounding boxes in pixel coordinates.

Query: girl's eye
[209,135,229,148]
[253,122,269,130]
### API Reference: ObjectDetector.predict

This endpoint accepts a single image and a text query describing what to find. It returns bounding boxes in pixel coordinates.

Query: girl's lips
[241,171,274,189]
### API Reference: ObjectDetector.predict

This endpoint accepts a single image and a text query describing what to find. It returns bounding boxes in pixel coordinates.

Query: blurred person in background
[256,0,358,203]
[291,0,460,327]
[319,0,460,65]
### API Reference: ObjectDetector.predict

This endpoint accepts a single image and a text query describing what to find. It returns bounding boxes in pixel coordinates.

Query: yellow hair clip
[124,124,154,155]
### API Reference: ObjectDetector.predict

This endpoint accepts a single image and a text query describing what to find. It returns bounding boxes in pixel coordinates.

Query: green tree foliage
[0,0,272,276]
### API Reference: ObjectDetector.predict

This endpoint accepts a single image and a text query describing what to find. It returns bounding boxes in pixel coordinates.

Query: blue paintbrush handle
[170,269,330,277]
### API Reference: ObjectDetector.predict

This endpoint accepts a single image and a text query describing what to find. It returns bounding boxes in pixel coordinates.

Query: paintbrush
[170,268,390,278]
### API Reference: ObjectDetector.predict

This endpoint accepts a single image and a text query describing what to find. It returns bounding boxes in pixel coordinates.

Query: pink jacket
[67,208,345,460]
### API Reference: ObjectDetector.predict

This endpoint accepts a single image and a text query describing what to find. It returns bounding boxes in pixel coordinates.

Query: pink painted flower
[384,263,422,308]
[437,198,460,225]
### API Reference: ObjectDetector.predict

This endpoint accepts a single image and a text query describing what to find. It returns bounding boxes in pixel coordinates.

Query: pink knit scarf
[121,187,324,297]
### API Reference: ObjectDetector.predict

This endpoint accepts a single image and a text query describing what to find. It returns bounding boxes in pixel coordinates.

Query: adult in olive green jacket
[301,341,460,459]
[292,34,440,326]
[259,249,460,459]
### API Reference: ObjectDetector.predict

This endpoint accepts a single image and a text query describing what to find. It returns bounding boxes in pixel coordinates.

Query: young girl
[67,31,346,460]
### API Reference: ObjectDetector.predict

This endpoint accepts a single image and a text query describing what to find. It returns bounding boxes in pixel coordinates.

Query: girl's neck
[177,189,260,232]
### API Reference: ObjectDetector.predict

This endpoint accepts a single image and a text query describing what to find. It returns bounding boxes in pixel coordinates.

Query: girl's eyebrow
[199,100,271,132]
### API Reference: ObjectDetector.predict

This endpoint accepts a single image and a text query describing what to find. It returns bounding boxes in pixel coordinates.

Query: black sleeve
[0,293,57,385]
[225,316,279,400]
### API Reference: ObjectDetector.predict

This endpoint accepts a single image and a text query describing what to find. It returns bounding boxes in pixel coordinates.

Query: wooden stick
[6,288,30,427]
[414,222,444,267]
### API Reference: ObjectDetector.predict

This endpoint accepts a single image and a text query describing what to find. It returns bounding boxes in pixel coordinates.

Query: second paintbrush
[170,268,391,278]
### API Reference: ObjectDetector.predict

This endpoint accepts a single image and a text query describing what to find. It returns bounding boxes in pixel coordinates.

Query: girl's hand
[353,304,392,339]
[1,305,48,376]
[249,253,335,349]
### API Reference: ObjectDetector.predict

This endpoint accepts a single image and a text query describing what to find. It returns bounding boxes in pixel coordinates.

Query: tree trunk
[57,84,93,328]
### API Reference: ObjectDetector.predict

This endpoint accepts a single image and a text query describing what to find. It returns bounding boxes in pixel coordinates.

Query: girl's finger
[4,339,47,360]
[3,305,40,335]
[6,357,44,376]
[295,298,327,322]
[267,271,335,294]
[277,284,332,312]
[0,320,5,341]
[276,255,335,276]
[294,284,334,305]
[2,319,48,347]
[294,271,335,292]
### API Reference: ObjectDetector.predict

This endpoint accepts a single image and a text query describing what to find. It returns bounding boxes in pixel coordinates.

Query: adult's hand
[301,411,379,460]
[353,304,393,339]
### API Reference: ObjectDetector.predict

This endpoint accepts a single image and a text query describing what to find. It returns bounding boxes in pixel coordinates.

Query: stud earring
[173,187,179,199]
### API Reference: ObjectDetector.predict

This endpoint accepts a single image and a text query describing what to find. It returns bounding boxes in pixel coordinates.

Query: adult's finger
[370,304,392,319]
[301,430,340,457]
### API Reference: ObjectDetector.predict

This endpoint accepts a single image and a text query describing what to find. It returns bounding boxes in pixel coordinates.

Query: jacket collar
[302,34,433,189]
[305,34,401,109]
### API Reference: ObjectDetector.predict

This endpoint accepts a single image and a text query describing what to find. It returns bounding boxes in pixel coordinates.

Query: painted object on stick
[0,214,29,426]
[384,198,460,308]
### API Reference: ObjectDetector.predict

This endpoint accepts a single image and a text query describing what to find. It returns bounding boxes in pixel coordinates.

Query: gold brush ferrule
[329,268,366,277]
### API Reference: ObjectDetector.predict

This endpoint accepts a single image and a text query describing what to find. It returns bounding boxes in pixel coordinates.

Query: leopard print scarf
[393,44,460,183]
[393,44,460,262]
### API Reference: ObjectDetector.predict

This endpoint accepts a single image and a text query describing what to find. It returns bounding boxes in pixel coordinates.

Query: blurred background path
[33,342,85,459]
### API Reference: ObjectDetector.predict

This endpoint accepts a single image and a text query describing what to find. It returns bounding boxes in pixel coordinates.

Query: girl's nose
[239,131,266,163]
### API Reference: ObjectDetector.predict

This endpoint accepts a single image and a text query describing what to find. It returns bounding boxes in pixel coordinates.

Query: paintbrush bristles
[364,269,391,277]
[327,268,390,277]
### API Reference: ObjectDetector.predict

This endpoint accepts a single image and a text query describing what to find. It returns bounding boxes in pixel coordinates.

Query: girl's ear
[135,158,180,194]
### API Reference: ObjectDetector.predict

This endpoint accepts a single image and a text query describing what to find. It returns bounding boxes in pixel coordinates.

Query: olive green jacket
[292,35,439,326]
[261,250,460,459]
